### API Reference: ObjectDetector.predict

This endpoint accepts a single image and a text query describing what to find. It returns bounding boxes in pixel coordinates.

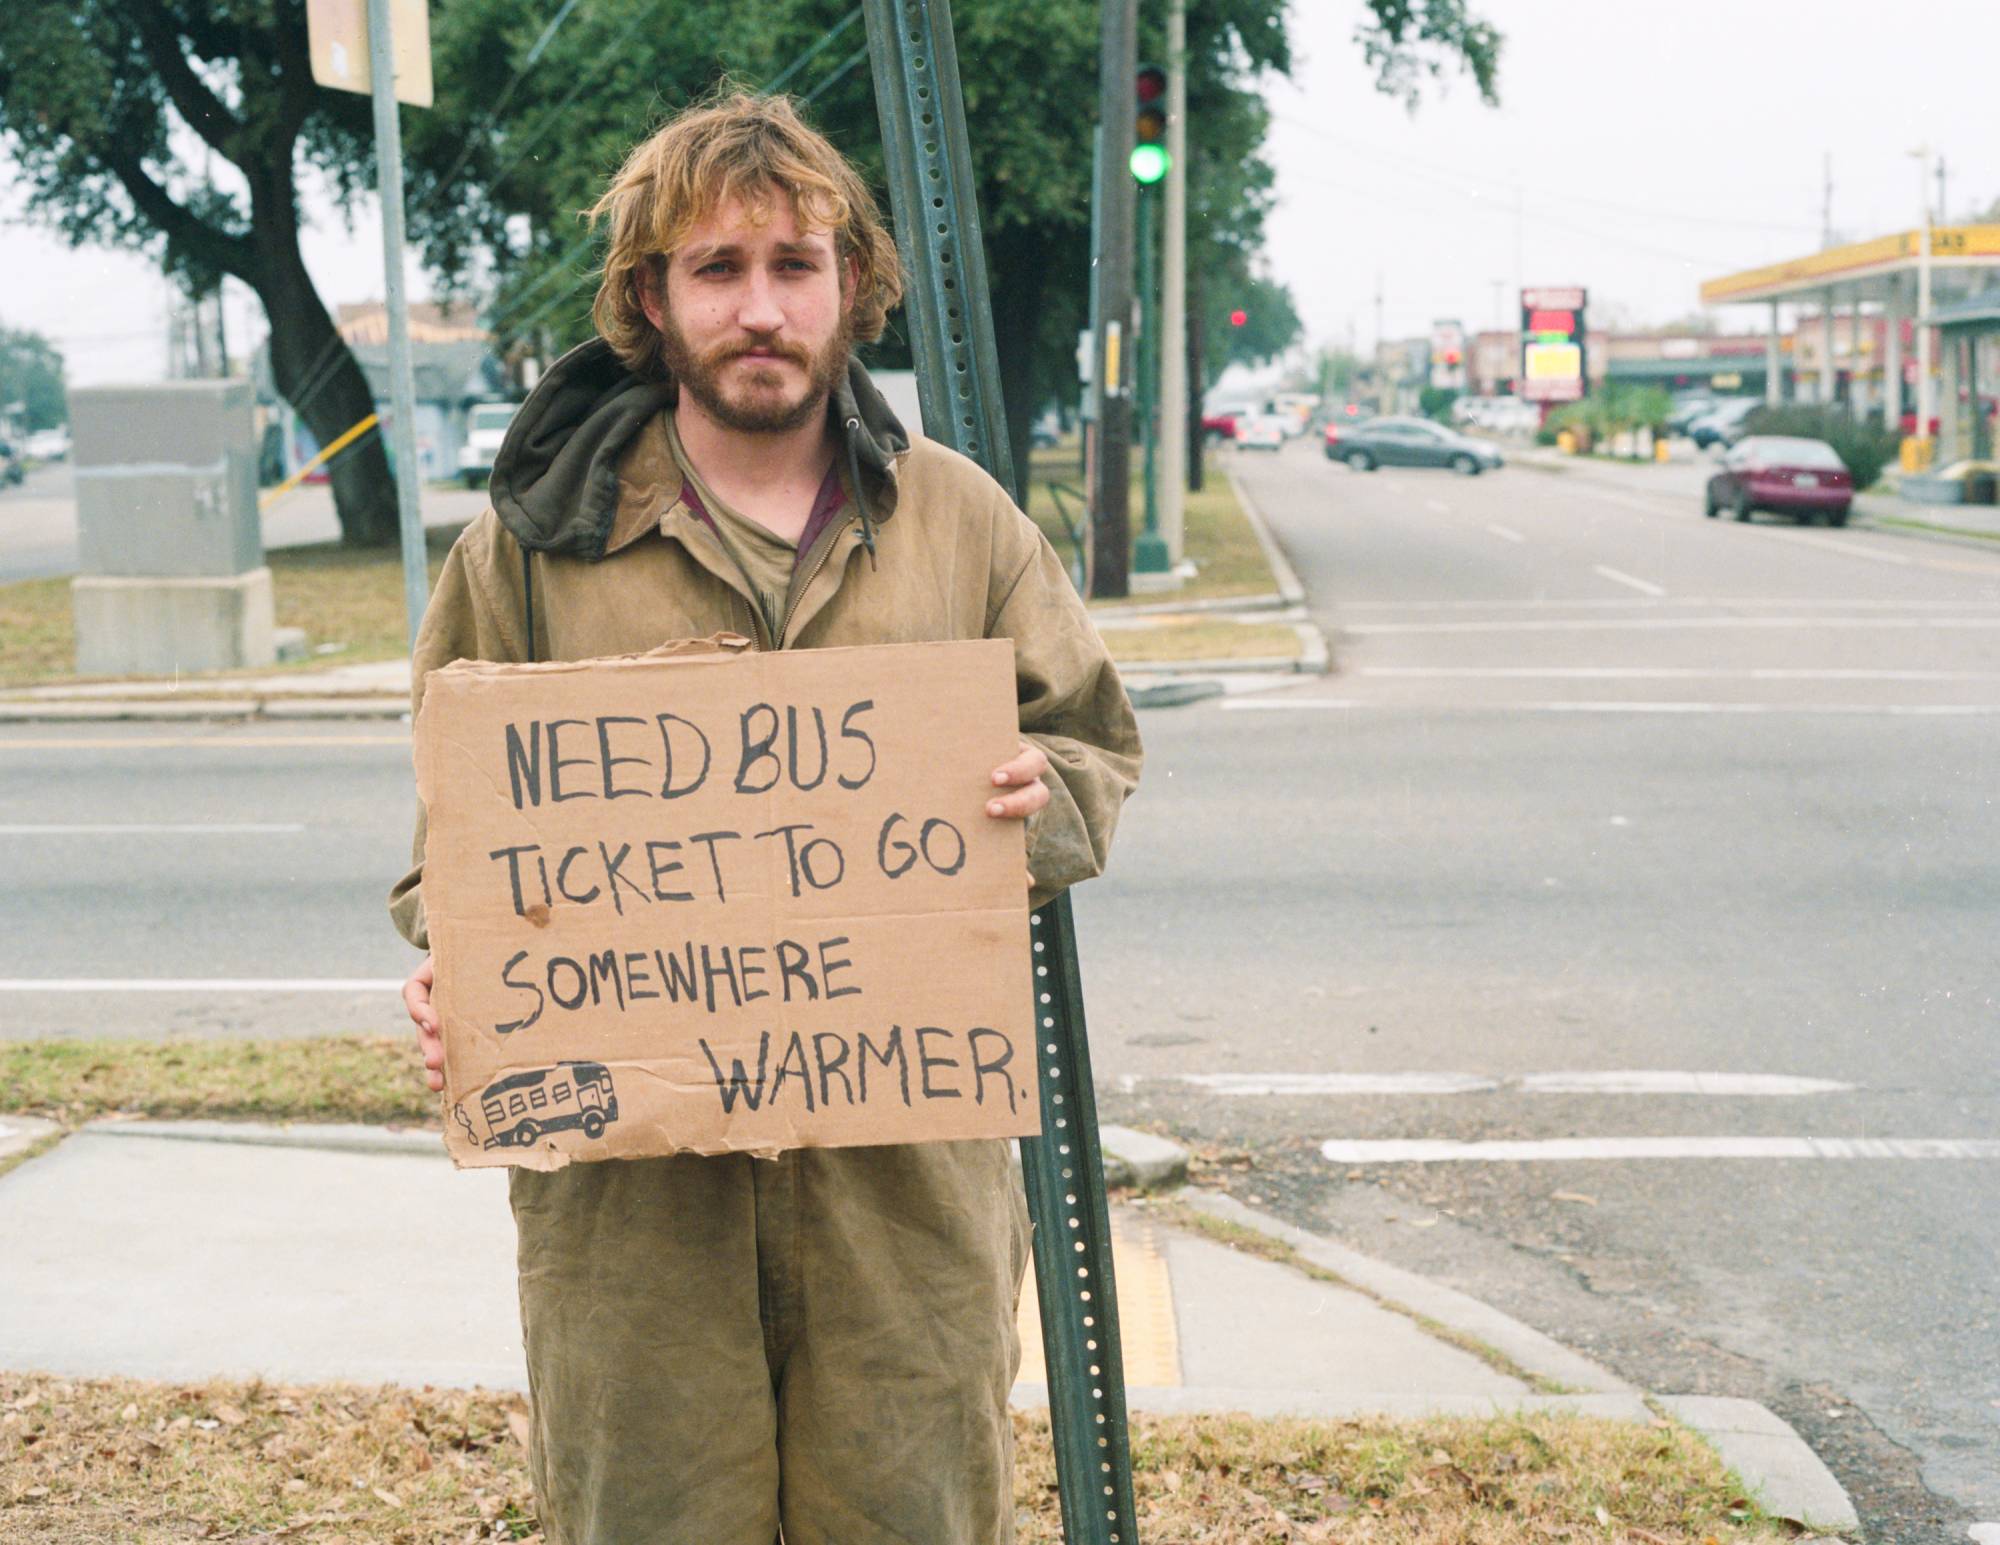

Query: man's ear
[637,259,667,333]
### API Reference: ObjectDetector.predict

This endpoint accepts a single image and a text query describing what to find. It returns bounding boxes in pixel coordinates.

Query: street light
[1909,146,1934,457]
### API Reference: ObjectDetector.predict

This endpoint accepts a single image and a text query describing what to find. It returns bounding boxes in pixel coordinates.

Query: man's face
[646,192,854,434]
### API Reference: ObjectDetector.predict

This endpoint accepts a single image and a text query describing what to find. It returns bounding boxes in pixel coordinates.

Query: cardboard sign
[414,636,1040,1170]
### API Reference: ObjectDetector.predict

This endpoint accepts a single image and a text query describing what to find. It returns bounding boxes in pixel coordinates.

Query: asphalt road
[1085,441,1999,1543]
[2,438,1996,1538]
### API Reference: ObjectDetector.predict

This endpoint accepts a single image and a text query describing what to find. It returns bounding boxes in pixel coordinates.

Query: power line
[764,7,862,96]
[424,0,593,214]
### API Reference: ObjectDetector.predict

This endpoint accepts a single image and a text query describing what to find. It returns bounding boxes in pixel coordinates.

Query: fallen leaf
[372,1487,404,1508]
[1595,1503,1611,1525]
[22,1487,50,1501]
[119,1402,140,1423]
[214,1403,248,1426]
[507,1410,532,1450]
[1552,1191,1599,1207]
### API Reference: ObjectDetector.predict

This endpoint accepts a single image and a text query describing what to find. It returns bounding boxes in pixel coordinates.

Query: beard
[658,308,854,434]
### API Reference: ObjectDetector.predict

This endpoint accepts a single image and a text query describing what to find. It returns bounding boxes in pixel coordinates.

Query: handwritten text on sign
[413,638,1039,1170]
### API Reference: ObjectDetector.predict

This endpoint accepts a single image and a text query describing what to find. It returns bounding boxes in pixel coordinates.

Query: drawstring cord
[521,547,537,663]
[844,417,877,571]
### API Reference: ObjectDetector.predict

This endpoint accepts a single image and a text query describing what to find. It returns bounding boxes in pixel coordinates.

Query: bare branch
[99,143,255,281]
[112,0,246,164]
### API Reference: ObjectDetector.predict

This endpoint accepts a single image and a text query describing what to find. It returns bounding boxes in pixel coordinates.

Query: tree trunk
[247,178,399,547]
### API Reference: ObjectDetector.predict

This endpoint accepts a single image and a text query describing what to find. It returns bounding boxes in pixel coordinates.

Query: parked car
[23,428,70,462]
[1200,410,1240,445]
[1704,436,1853,525]
[457,401,520,489]
[1235,414,1288,452]
[0,440,22,487]
[1666,396,1716,436]
[1324,415,1503,474]
[1687,397,1761,449]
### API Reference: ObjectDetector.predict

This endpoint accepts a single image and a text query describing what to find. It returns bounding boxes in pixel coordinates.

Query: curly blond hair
[588,90,903,381]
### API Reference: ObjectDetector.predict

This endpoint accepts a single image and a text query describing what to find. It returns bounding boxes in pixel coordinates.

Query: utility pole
[1089,0,1137,598]
[1156,0,1188,553]
[1913,145,1935,454]
[1373,272,1388,412]
[1937,155,1949,224]
[1821,151,1833,248]
[365,0,431,644]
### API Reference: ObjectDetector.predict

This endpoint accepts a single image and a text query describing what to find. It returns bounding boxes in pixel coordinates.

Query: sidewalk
[0,1113,1858,1534]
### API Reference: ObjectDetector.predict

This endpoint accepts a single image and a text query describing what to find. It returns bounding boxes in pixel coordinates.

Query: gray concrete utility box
[69,381,275,675]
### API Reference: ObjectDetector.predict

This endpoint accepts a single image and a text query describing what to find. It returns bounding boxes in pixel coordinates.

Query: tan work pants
[509,1138,1031,1544]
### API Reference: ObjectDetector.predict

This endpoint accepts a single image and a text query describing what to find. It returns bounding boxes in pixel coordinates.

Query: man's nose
[736,268,785,334]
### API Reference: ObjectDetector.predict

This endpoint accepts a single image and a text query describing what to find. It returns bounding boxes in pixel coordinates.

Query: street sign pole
[861,4,1140,1539]
[363,0,431,643]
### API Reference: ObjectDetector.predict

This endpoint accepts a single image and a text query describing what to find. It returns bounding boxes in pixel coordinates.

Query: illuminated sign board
[1520,287,1586,402]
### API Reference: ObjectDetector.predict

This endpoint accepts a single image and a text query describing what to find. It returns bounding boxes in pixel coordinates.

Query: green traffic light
[1129,143,1169,184]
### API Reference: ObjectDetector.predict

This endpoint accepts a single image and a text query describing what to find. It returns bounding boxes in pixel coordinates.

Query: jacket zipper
[776,514,855,649]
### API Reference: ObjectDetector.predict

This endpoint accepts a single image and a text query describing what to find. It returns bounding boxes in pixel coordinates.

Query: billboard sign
[1520,287,1587,403]
[1429,319,1466,391]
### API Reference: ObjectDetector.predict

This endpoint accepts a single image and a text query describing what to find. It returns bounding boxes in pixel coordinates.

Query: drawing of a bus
[470,1060,620,1149]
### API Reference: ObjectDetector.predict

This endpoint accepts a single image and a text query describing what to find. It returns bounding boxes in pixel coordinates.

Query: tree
[0,325,69,431]
[408,0,1500,479]
[0,0,401,544]
[1202,274,1301,387]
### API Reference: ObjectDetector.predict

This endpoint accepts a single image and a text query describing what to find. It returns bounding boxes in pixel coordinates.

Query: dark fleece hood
[488,335,911,562]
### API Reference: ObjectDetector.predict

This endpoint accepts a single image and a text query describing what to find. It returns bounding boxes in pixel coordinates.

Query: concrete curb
[1225,470,1307,608]
[1178,1191,1633,1396]
[1175,1192,1861,1535]
[0,696,408,723]
[0,1115,63,1164]
[1097,1124,1188,1190]
[81,1117,444,1159]
[1657,1396,1860,1533]
[1011,1381,1657,1422]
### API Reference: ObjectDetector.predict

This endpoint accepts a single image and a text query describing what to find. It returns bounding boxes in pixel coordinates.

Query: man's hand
[986,740,1051,821]
[403,956,445,1093]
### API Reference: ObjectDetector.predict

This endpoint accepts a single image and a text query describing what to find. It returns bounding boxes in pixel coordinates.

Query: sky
[1263,0,2000,353]
[3,0,1998,387]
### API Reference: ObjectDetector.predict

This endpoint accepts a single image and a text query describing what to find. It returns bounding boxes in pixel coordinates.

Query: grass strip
[0,1036,436,1128]
[0,527,463,689]
[1025,446,1283,607]
[1102,618,1300,664]
[0,1371,1790,1543]
[1150,1197,1578,1397]
[1871,513,2000,544]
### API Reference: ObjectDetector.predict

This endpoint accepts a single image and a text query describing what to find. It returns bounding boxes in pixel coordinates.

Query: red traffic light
[1136,65,1166,105]
[1229,309,1248,327]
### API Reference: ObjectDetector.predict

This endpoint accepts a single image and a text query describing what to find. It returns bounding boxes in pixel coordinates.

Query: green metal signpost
[860,4,1141,1540]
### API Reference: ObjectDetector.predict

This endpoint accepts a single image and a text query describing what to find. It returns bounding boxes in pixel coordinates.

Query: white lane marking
[1769,530,1918,567]
[1335,597,2000,611]
[1484,523,1526,543]
[1180,1072,1501,1096]
[1222,698,2000,716]
[1425,498,1452,514]
[1320,1137,2000,1163]
[0,735,408,750]
[1174,1071,1853,1097]
[1519,1072,1853,1096]
[1357,667,2000,681]
[1593,564,1667,597]
[0,822,306,835]
[1345,616,2000,636]
[0,978,405,992]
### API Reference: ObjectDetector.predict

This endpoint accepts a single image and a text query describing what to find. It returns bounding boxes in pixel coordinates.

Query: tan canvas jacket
[389,340,1140,948]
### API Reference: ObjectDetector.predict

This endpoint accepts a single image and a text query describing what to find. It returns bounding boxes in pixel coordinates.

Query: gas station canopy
[1700,225,2000,307]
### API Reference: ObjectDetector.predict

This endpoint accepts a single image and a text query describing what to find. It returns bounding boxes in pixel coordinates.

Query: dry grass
[0,529,462,690]
[0,1036,437,1129]
[1025,449,1283,607]
[0,1373,1791,1543]
[1103,618,1300,664]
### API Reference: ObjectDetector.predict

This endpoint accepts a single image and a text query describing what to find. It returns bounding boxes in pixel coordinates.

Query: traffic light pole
[862,5,1141,1541]
[1090,0,1137,598]
[1133,182,1168,577]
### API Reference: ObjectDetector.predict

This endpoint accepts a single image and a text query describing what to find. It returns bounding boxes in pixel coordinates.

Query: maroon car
[1705,436,1853,525]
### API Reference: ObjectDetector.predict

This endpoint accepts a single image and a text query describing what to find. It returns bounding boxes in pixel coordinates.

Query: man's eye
[696,262,733,276]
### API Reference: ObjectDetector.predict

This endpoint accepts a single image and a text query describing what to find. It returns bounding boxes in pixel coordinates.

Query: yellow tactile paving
[1017,1206,1180,1388]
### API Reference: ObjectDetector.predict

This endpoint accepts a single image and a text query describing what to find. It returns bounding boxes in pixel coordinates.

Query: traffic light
[1229,308,1248,328]
[1130,64,1168,184]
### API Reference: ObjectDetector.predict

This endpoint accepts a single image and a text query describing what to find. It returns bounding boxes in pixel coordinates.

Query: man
[392,90,1140,1544]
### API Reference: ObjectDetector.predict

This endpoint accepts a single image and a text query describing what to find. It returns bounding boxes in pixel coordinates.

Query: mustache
[712,338,810,368]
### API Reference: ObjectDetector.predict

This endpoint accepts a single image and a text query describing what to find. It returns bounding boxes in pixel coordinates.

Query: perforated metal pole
[861,5,1139,1539]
